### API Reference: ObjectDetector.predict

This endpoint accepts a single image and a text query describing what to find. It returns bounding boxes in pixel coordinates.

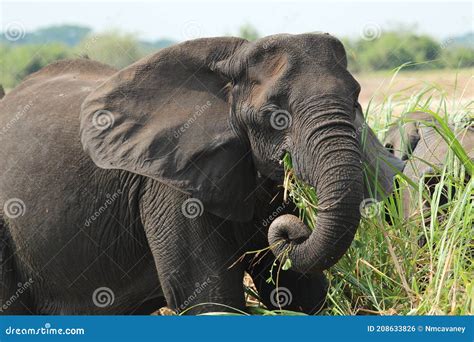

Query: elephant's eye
[385,143,394,155]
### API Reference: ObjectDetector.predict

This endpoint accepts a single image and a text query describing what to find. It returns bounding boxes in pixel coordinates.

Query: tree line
[1,24,472,89]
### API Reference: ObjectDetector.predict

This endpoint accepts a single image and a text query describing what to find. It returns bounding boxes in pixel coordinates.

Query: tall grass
[281,77,473,315]
[180,73,473,317]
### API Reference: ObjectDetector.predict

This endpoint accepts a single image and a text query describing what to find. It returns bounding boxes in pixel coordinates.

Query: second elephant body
[385,112,473,218]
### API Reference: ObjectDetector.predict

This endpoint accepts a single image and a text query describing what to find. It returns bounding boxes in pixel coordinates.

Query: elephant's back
[0,59,114,177]
[0,58,116,239]
[0,61,161,311]
[0,59,116,210]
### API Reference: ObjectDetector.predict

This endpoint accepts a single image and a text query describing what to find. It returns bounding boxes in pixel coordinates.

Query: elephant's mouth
[268,111,363,274]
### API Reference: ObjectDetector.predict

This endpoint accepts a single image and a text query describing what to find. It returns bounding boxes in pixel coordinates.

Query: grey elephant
[384,111,473,218]
[0,34,402,315]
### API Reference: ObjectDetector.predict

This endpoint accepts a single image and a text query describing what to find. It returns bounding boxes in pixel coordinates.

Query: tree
[75,31,144,68]
[238,24,259,41]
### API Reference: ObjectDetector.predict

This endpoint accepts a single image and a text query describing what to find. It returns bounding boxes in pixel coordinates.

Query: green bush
[0,43,71,89]
[75,30,145,69]
[440,47,474,68]
[345,31,445,72]
[1,25,472,90]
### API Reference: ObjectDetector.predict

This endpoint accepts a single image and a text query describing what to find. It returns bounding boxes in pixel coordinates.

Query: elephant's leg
[248,253,328,314]
[140,182,246,314]
[0,219,33,314]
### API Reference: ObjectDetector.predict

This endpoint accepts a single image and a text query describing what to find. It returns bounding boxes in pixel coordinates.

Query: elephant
[384,111,473,219]
[0,34,402,315]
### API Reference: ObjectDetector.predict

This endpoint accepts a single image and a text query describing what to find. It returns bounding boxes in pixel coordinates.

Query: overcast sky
[1,0,472,41]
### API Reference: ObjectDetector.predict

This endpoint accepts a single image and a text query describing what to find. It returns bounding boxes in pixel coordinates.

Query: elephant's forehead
[404,127,474,179]
[248,33,343,59]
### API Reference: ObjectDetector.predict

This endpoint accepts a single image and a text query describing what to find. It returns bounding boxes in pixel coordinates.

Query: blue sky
[1,0,472,41]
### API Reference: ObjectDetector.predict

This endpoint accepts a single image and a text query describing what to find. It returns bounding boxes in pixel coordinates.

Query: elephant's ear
[80,37,255,222]
[385,112,428,161]
[398,112,433,160]
[355,104,405,199]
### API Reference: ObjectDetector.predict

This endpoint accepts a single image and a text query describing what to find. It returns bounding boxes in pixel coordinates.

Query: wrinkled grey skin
[0,34,401,315]
[384,111,434,161]
[385,112,473,218]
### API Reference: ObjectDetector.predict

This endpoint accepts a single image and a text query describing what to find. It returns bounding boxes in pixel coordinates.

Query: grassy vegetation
[167,70,473,317]
[2,23,471,315]
[1,25,473,90]
[273,73,473,316]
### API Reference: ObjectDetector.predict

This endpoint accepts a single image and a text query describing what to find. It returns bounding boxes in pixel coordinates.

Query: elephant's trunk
[268,111,363,273]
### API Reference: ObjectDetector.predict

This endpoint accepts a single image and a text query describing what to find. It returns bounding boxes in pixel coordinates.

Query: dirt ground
[355,68,474,110]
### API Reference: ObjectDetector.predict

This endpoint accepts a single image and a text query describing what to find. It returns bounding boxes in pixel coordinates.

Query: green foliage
[0,43,72,88]
[75,30,145,69]
[344,30,473,72]
[280,82,473,316]
[238,23,260,41]
[1,24,472,91]
[140,39,176,54]
[440,47,474,68]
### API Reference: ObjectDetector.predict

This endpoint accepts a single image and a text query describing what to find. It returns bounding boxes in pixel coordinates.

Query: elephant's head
[384,111,433,161]
[80,34,403,274]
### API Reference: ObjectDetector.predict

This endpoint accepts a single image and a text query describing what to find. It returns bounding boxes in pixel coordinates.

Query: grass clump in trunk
[281,80,473,315]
